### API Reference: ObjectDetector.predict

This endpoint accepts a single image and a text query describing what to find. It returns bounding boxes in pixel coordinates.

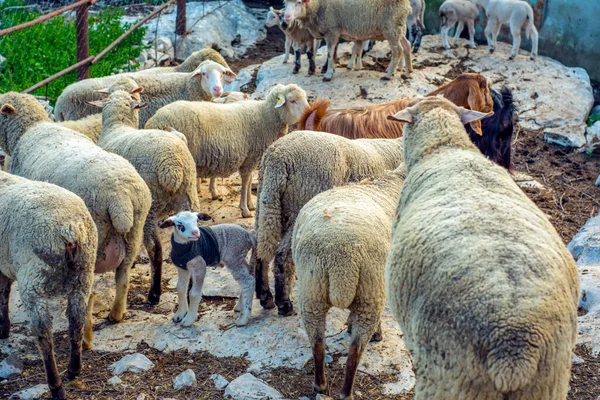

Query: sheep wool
[137,48,229,74]
[385,97,579,399]
[0,171,97,399]
[292,165,405,399]
[0,92,152,333]
[254,130,404,316]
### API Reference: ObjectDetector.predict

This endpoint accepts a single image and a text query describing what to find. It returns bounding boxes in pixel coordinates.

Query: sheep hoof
[241,209,254,218]
[508,55,514,61]
[323,76,332,82]
[180,314,197,327]
[0,324,9,339]
[50,385,66,400]
[313,382,328,394]
[235,314,250,326]
[489,48,495,53]
[293,69,300,75]
[530,55,536,61]
[370,331,383,342]
[260,293,276,309]
[469,44,476,49]
[380,75,391,81]
[82,338,92,351]
[147,291,160,305]
[107,310,125,323]
[277,301,295,316]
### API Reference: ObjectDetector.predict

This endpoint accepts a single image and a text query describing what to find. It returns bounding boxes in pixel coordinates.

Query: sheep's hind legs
[274,234,296,316]
[254,254,275,309]
[209,178,222,200]
[0,273,11,338]
[66,288,89,380]
[145,222,163,305]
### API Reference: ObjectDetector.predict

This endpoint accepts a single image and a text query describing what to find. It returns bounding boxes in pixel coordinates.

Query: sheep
[283,0,413,81]
[471,0,539,60]
[54,60,237,124]
[136,47,229,74]
[88,88,200,305]
[254,130,404,316]
[212,91,249,104]
[0,92,152,340]
[58,114,103,143]
[0,171,97,400]
[145,84,309,218]
[408,0,426,53]
[385,96,579,398]
[292,165,405,399]
[439,0,479,49]
[299,73,494,138]
[159,211,256,327]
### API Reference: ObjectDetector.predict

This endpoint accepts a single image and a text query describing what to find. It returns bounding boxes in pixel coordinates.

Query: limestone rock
[107,376,122,386]
[110,353,154,375]
[224,373,283,399]
[587,121,600,144]
[210,373,229,390]
[544,125,587,148]
[9,384,49,400]
[573,354,584,365]
[568,215,600,267]
[0,354,23,379]
[173,369,197,390]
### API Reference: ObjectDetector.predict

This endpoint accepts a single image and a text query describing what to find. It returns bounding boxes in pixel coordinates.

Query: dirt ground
[2,2,600,399]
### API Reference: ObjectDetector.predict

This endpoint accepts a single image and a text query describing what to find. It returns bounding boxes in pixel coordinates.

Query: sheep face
[284,0,308,24]
[0,92,49,155]
[271,84,309,125]
[159,211,212,242]
[190,60,237,98]
[265,7,281,28]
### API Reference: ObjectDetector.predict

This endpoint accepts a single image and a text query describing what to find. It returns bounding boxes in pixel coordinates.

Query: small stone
[210,373,229,390]
[223,373,283,399]
[107,376,122,386]
[324,354,333,363]
[136,394,146,400]
[0,354,23,379]
[110,353,154,375]
[10,384,49,400]
[573,354,584,365]
[544,124,587,148]
[173,369,197,390]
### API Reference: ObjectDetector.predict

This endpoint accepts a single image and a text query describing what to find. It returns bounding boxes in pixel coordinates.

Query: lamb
[408,0,426,53]
[54,60,237,124]
[471,0,538,60]
[283,0,413,81]
[159,211,256,327]
[292,165,405,399]
[0,92,151,342]
[0,171,97,400]
[212,91,249,103]
[145,84,309,218]
[299,73,493,138]
[136,47,229,74]
[439,0,479,49]
[88,88,200,305]
[254,130,404,316]
[385,96,579,398]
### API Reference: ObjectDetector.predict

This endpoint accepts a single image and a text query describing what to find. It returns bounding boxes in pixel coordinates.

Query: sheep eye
[177,223,185,232]
[290,99,296,104]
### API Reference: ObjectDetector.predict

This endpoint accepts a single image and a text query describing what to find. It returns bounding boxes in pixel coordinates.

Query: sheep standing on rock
[254,131,404,316]
[386,97,579,398]
[0,171,97,400]
[89,88,200,305]
[283,0,412,81]
[160,211,256,327]
[471,0,538,60]
[145,84,309,218]
[439,0,479,49]
[292,166,405,400]
[0,92,151,345]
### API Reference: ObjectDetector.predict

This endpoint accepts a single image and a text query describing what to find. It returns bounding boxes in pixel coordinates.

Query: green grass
[0,0,148,102]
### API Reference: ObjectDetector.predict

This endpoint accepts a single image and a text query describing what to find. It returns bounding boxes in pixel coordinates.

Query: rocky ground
[1,1,600,399]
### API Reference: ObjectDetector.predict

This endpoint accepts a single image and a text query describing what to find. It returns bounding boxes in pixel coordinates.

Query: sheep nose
[191,230,200,238]
[284,15,291,22]
[212,87,223,97]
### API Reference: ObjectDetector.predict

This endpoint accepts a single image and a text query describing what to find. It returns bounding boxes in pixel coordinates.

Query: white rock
[324,354,333,363]
[544,125,587,148]
[587,121,600,144]
[0,354,23,379]
[156,36,174,58]
[382,371,417,395]
[224,373,283,399]
[568,215,600,267]
[573,353,584,365]
[210,373,229,390]
[107,376,122,386]
[10,384,49,400]
[173,369,197,390]
[137,49,148,64]
[511,172,545,190]
[110,353,154,375]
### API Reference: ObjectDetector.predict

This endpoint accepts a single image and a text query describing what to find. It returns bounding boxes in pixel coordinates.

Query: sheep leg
[339,337,367,400]
[467,20,476,48]
[253,253,275,309]
[508,25,522,60]
[301,302,329,394]
[83,292,94,350]
[181,259,207,327]
[293,48,301,74]
[323,34,340,82]
[452,21,464,44]
[307,49,316,76]
[274,231,295,316]
[412,24,423,53]
[229,260,255,326]
[66,288,89,379]
[441,25,451,49]
[144,219,163,305]
[108,249,134,322]
[400,36,413,74]
[246,176,255,211]
[239,171,254,218]
[0,272,11,339]
[283,34,291,63]
[530,26,539,60]
[321,43,338,74]
[383,30,402,80]
[209,177,222,200]
[173,267,190,323]
[347,41,361,70]
[484,20,496,52]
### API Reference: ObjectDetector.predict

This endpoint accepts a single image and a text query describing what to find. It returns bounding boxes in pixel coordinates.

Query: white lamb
[471,0,538,60]
[439,0,479,49]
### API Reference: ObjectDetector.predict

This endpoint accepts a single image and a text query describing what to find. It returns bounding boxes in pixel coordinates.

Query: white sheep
[145,84,309,218]
[0,92,152,342]
[54,60,237,124]
[159,211,256,327]
[439,0,479,49]
[136,47,229,75]
[386,96,579,398]
[408,0,426,53]
[283,0,412,81]
[254,130,404,316]
[292,165,405,399]
[212,91,249,104]
[88,88,200,305]
[471,0,538,60]
[0,171,97,399]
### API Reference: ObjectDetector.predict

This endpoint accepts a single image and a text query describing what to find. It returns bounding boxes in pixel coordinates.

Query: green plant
[588,113,600,127]
[0,0,147,103]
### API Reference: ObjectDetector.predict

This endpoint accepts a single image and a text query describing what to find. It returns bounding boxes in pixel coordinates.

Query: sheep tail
[256,161,286,263]
[298,99,331,131]
[108,197,134,234]
[328,265,359,309]
[157,157,185,193]
[485,326,542,392]
[525,8,535,39]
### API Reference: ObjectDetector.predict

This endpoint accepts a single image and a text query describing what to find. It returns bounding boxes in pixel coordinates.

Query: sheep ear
[95,88,110,95]
[196,212,212,221]
[131,102,148,110]
[131,87,144,94]
[87,100,106,108]
[223,69,237,84]
[158,217,175,228]
[459,108,494,135]
[274,96,286,108]
[190,70,202,80]
[387,109,413,123]
[0,104,16,115]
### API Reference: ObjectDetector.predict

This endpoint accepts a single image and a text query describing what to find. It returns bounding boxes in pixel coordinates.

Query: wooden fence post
[76,2,90,80]
[176,0,186,35]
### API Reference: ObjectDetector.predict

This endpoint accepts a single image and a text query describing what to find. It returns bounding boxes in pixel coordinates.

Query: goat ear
[0,104,16,115]
[223,69,237,84]
[87,100,106,108]
[274,96,286,108]
[158,217,175,229]
[95,88,110,95]
[387,109,413,123]
[131,87,144,94]
[196,212,212,221]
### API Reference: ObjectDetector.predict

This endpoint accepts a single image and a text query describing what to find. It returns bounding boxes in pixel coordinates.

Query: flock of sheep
[0,0,580,399]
